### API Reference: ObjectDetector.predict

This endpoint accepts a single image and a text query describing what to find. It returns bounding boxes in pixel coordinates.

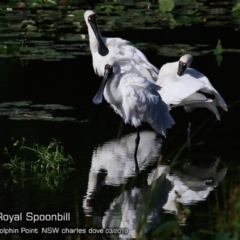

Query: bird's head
[177,54,193,76]
[104,58,121,74]
[84,10,96,25]
[84,10,109,56]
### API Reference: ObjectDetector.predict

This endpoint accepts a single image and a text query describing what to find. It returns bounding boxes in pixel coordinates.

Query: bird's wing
[120,74,174,136]
[157,73,205,106]
[184,99,221,121]
[185,68,227,111]
[106,38,159,81]
[158,62,178,78]
[171,92,213,108]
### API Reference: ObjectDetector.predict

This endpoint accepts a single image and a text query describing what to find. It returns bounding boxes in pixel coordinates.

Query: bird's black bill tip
[93,95,103,105]
[177,61,187,76]
[92,71,110,105]
[98,46,109,56]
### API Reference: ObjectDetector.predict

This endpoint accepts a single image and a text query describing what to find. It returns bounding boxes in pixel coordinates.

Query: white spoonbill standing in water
[93,60,175,173]
[157,54,228,120]
[157,54,227,150]
[84,10,159,82]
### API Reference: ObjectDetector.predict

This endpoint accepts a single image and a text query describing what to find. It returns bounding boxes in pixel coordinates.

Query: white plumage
[93,60,175,136]
[157,54,227,120]
[84,10,159,82]
[82,131,162,215]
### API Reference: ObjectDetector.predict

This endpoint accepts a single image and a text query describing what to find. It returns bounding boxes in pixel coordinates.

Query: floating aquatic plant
[0,0,238,60]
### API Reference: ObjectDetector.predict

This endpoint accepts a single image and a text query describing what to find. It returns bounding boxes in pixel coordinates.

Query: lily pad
[32,104,74,110]
[0,101,32,108]
[159,0,174,13]
[0,101,80,122]
[0,0,238,61]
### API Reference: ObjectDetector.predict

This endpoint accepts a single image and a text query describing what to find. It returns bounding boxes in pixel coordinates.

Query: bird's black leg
[187,113,191,152]
[134,128,140,174]
[117,120,124,138]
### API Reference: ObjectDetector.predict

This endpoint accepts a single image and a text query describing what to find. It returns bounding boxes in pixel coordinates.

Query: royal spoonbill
[157,54,228,120]
[84,10,159,82]
[92,61,175,172]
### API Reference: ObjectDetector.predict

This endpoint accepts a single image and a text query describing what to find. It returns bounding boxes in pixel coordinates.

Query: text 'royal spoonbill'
[92,60,175,173]
[84,10,159,82]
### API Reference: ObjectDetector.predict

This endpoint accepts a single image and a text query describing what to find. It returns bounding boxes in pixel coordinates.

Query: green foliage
[216,186,240,240]
[0,0,237,60]
[214,39,223,55]
[232,2,240,12]
[175,15,202,24]
[231,9,240,19]
[159,0,175,13]
[151,220,179,237]
[214,39,223,66]
[135,2,151,9]
[3,138,74,191]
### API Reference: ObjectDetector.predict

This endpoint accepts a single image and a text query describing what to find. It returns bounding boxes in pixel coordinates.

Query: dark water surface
[0,25,239,240]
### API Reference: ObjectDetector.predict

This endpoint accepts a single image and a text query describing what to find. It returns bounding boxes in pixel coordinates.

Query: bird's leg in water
[187,113,191,152]
[117,120,124,138]
[134,128,140,174]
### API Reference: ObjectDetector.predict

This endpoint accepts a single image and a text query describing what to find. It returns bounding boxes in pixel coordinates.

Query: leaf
[0,45,7,53]
[234,199,240,211]
[72,9,85,19]
[7,44,20,54]
[44,0,57,6]
[114,5,124,12]
[231,9,240,19]
[152,220,178,236]
[214,39,223,55]
[232,3,240,12]
[26,24,38,31]
[159,0,175,13]
[135,2,151,9]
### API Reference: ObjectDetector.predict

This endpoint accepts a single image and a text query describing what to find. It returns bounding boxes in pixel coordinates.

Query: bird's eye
[88,17,91,21]
[183,63,186,66]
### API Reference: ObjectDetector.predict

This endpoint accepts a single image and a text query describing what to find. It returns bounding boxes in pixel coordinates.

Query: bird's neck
[104,74,122,104]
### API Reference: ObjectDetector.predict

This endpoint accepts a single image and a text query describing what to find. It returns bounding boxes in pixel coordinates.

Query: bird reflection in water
[101,159,226,239]
[83,135,227,239]
[162,159,227,225]
[83,130,162,215]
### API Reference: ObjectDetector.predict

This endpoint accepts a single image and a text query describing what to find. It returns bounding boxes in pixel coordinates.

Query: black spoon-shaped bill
[93,64,112,105]
[88,14,109,56]
[177,61,187,76]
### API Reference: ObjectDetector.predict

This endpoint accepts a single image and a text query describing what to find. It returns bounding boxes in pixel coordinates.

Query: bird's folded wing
[157,74,205,105]
[106,37,159,81]
[184,68,228,111]
[121,82,174,135]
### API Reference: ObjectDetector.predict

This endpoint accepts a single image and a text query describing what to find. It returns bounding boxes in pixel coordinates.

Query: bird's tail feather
[149,99,175,136]
[184,100,221,121]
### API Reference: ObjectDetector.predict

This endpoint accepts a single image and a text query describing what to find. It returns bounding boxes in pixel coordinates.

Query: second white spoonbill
[84,10,159,82]
[157,54,227,120]
[93,60,175,172]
